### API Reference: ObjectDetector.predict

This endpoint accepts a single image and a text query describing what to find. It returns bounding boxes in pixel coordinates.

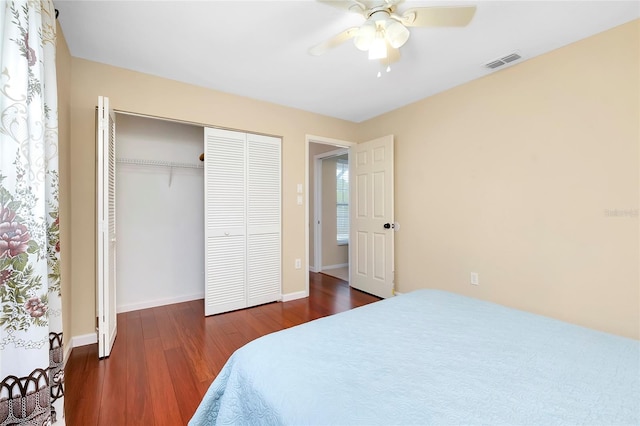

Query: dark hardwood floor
[64,272,380,425]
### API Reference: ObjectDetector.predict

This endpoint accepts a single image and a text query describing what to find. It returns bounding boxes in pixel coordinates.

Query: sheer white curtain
[0,0,64,423]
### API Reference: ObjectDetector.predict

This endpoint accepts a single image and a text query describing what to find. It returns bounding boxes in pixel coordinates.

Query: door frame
[305,135,356,297]
[313,148,349,274]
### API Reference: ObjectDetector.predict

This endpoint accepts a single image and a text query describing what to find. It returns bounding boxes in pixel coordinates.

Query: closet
[113,115,281,316]
[115,115,205,313]
[204,128,282,315]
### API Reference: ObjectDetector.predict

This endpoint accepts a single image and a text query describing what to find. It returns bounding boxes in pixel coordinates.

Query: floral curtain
[0,0,64,424]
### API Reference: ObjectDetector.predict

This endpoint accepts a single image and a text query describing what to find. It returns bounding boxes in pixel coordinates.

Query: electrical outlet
[295,259,301,269]
[470,272,479,286]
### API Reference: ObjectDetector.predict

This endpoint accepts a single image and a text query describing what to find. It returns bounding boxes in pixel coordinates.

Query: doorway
[305,135,356,296]
[313,148,349,281]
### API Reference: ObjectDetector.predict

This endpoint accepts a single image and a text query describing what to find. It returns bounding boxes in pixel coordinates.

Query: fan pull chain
[377,64,392,78]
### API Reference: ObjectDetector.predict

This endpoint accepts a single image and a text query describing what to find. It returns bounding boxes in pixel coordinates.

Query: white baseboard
[72,332,97,348]
[394,291,404,296]
[321,263,348,271]
[309,266,318,273]
[281,290,308,302]
[322,263,349,271]
[116,292,204,313]
[63,340,73,368]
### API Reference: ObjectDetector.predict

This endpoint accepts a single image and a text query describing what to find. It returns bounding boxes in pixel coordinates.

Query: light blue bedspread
[190,290,640,425]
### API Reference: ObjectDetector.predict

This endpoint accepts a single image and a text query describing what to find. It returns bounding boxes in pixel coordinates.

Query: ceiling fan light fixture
[385,20,410,49]
[312,1,477,69]
[354,20,376,51]
[368,32,387,60]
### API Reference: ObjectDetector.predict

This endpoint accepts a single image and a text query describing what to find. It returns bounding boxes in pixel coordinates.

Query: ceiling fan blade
[402,5,477,28]
[317,0,366,14]
[309,27,359,56]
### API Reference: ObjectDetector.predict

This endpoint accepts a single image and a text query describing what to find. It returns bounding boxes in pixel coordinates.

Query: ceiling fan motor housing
[354,9,410,54]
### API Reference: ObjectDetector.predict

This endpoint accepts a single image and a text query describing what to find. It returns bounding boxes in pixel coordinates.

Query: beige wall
[321,155,349,268]
[60,20,639,341]
[68,58,359,337]
[358,20,639,339]
[308,142,340,269]
[56,22,72,350]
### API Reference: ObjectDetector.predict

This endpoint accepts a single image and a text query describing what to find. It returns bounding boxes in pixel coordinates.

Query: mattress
[190,289,640,425]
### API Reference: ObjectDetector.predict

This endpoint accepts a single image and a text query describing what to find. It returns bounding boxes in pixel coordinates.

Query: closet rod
[116,158,204,169]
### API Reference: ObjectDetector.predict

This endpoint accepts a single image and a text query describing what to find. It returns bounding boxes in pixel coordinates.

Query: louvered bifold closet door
[106,109,117,353]
[246,134,281,307]
[204,128,247,316]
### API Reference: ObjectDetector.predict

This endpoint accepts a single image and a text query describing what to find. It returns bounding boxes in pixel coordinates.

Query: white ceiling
[54,1,639,123]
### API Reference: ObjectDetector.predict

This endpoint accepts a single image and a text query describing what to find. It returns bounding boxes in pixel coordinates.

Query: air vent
[484,52,522,69]
[485,60,504,69]
[502,53,521,63]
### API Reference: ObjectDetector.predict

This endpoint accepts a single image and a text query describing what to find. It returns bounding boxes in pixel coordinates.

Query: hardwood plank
[97,313,128,426]
[124,312,155,425]
[153,305,181,350]
[172,301,215,384]
[239,308,283,337]
[164,346,203,424]
[139,307,159,340]
[201,319,231,372]
[64,344,105,426]
[224,309,263,342]
[144,337,183,426]
[64,273,381,424]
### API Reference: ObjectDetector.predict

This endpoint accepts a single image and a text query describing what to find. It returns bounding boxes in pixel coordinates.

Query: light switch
[297,183,303,194]
[470,272,479,286]
[297,195,303,205]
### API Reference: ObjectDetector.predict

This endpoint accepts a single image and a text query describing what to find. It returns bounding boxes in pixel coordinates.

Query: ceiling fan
[309,0,477,65]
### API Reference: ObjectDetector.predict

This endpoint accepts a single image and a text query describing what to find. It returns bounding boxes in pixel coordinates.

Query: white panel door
[204,128,247,315]
[350,135,394,298]
[246,134,281,307]
[96,96,117,358]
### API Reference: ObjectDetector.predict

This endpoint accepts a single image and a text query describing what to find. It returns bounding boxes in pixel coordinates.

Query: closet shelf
[116,158,204,169]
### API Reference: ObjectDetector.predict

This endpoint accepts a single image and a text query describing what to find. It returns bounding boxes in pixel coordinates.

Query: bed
[190,290,640,425]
